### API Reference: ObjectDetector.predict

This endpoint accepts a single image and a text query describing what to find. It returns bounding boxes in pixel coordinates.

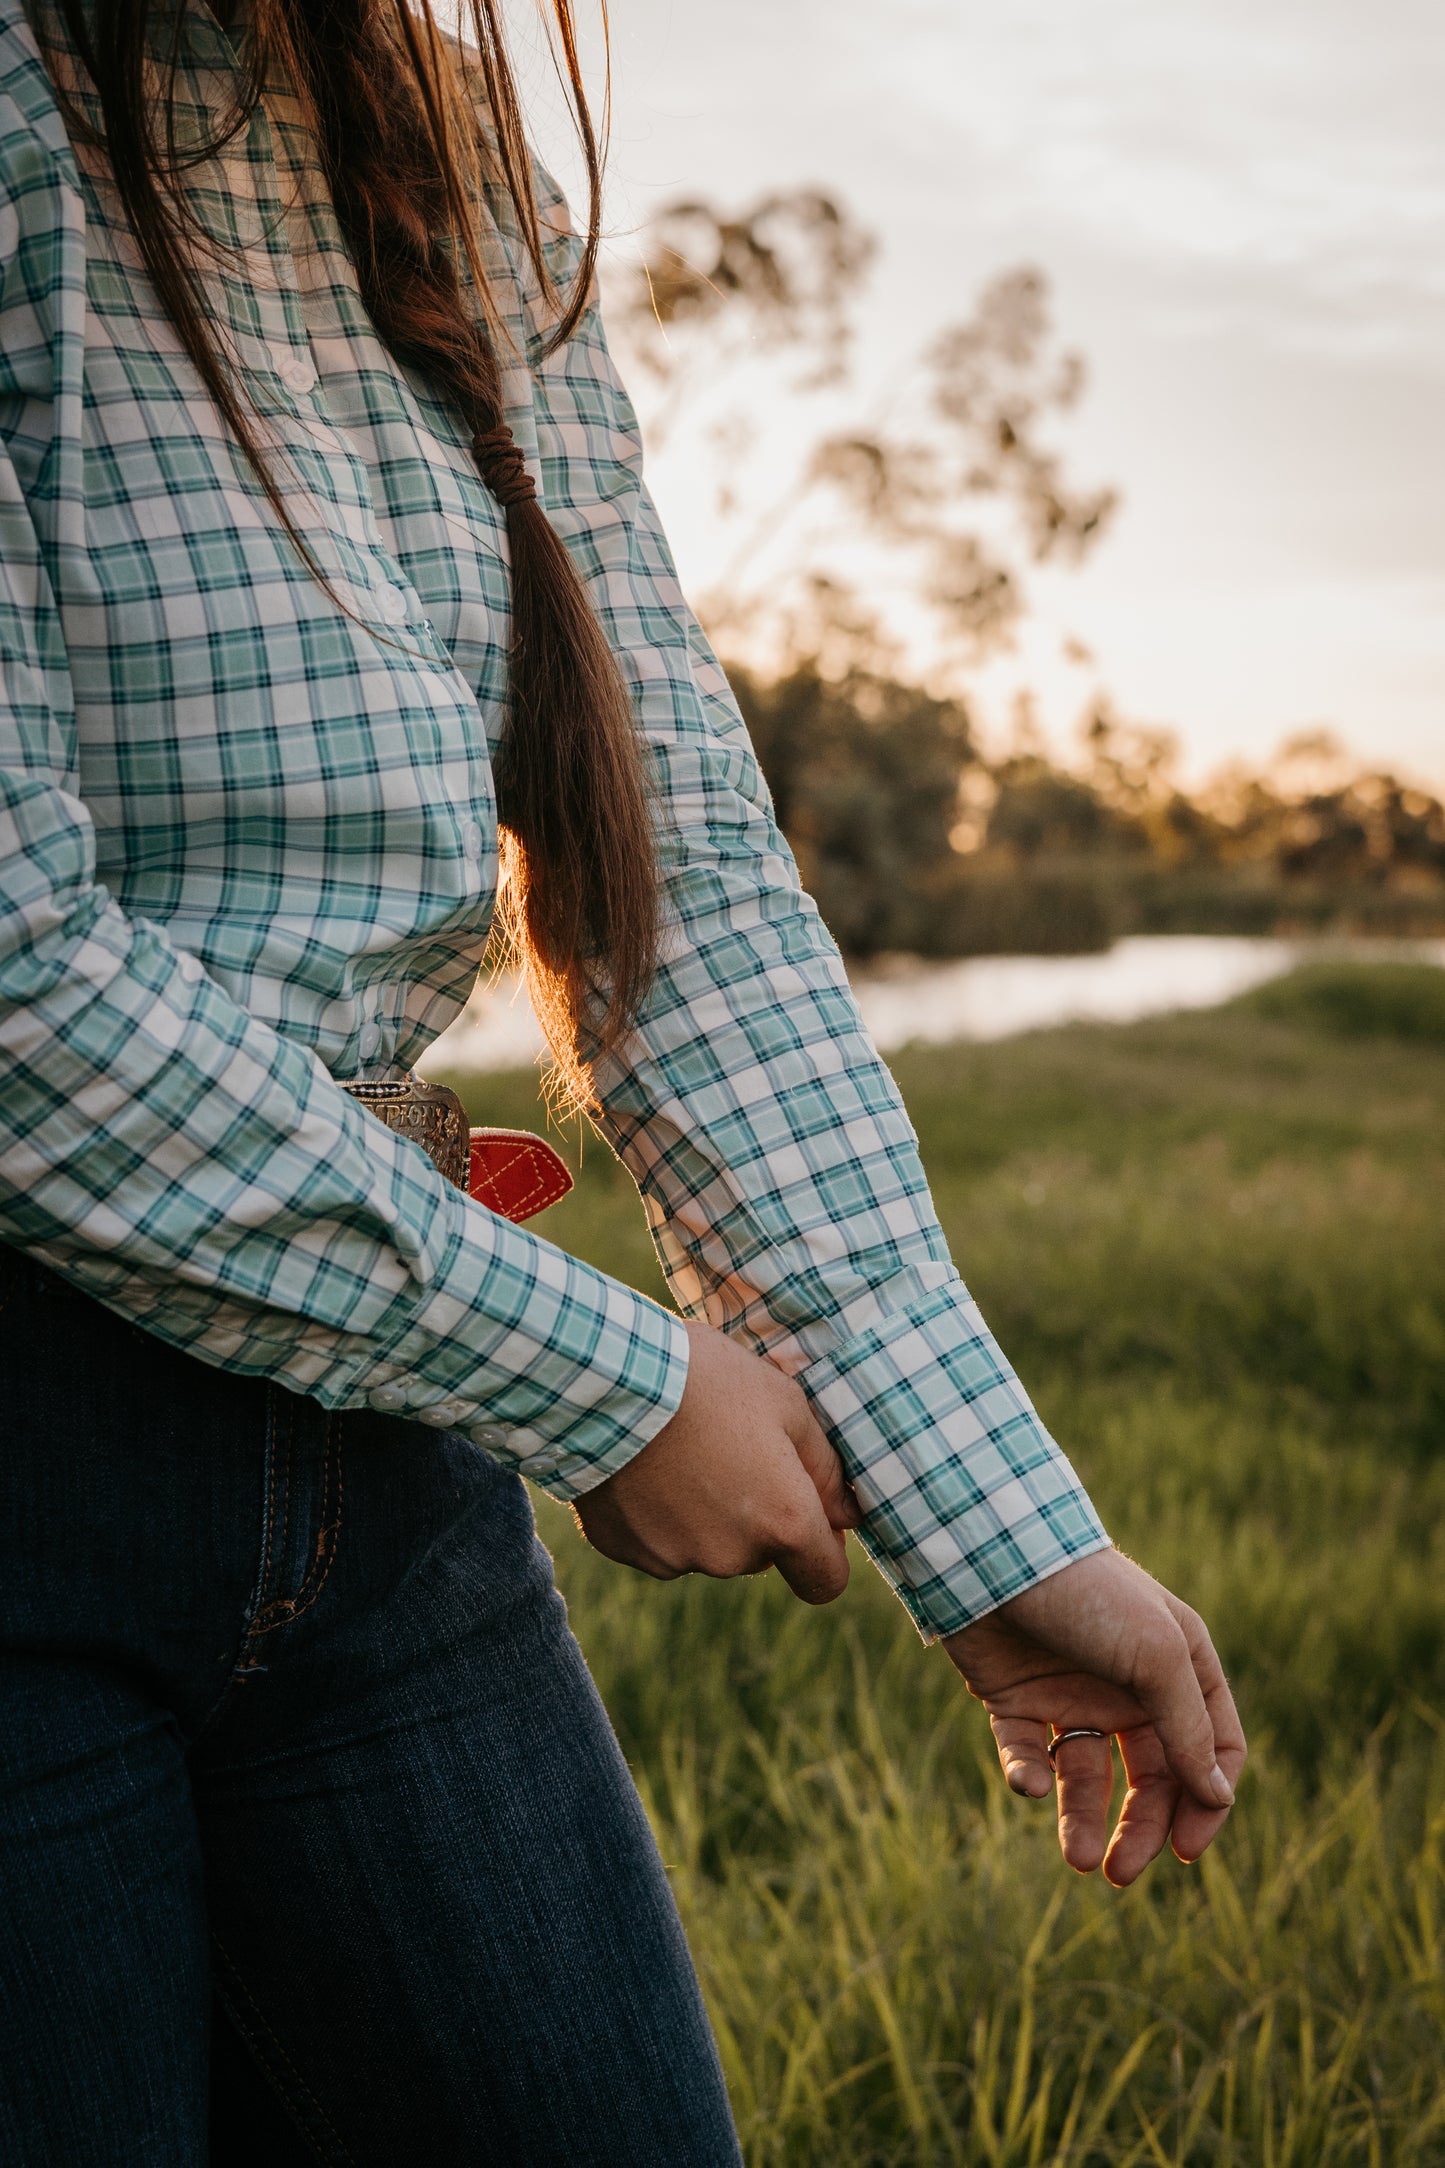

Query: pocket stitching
[212,1934,358,2165]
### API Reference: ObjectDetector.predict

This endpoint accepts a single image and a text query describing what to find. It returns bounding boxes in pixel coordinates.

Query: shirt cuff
[346,1206,692,1497]
[798,1281,1110,1640]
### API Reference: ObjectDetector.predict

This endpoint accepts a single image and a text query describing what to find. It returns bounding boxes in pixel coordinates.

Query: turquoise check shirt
[0,0,1107,1636]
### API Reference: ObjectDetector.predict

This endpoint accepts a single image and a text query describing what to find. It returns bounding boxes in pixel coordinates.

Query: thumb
[788,1407,863,1531]
[770,1455,851,1606]
[1135,1617,1235,1811]
[773,1518,850,1606]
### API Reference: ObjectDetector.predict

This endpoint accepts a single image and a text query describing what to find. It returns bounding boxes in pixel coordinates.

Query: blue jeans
[0,1247,742,2166]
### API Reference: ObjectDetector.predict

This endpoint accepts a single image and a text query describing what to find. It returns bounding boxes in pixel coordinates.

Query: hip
[0,1241,552,1745]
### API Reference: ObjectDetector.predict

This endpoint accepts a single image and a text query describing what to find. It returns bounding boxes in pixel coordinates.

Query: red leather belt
[338,1074,572,1224]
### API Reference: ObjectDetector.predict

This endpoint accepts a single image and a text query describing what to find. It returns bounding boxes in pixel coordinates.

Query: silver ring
[1047,1727,1108,1771]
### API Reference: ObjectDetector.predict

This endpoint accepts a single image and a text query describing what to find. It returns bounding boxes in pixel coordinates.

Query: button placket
[231,97,321,393]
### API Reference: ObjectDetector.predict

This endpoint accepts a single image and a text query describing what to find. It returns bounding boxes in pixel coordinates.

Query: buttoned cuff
[799,1281,1109,1640]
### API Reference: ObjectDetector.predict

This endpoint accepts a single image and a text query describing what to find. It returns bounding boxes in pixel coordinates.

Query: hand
[943,1548,1246,1887]
[574,1319,861,1603]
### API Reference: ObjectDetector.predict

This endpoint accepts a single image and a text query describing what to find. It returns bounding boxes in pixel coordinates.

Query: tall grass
[439,963,1445,2161]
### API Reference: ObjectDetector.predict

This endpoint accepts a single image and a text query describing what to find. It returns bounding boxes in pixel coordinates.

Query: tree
[611,194,1115,675]
[728,661,975,957]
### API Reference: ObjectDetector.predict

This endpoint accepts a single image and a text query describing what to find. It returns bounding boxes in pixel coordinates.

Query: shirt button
[418,1401,467,1429]
[368,1382,408,1412]
[358,1020,382,1059]
[472,1424,510,1451]
[272,350,316,394]
[462,819,483,861]
[377,585,409,625]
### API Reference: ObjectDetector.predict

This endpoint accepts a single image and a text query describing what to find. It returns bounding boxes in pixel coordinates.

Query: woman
[0,0,1245,2157]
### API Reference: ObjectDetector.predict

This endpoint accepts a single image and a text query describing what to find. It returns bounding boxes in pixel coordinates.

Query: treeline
[616,189,1445,958]
[729,660,1445,958]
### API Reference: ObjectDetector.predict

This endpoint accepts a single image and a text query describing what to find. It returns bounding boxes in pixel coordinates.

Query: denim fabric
[0,1246,741,2167]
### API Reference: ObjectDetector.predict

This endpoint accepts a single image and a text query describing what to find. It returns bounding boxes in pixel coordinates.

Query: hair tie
[472,424,538,510]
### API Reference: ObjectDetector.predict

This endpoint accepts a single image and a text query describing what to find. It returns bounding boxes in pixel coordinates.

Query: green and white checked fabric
[0,0,1108,1635]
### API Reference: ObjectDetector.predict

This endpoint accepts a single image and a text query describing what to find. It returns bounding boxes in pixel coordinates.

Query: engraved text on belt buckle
[339,1074,471,1191]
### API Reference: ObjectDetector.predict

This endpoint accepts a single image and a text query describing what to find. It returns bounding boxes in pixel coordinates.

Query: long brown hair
[30,0,658,1091]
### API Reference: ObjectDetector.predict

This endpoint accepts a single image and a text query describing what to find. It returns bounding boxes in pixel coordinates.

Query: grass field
[440,961,1445,2164]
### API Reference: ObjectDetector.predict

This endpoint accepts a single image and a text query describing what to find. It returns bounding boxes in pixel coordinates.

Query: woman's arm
[517,167,1110,1642]
[515,173,1245,1880]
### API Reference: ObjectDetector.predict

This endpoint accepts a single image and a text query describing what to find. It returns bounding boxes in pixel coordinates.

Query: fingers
[1105,1705,1242,1884]
[990,1718,1207,1884]
[1168,1790,1232,1869]
[765,1381,853,1600]
[1052,1730,1115,1873]
[1101,1725,1182,1887]
[1166,1605,1247,1860]
[990,1715,1053,1799]
[1132,1606,1237,1813]
[991,1718,1191,1883]
[992,1720,1130,1877]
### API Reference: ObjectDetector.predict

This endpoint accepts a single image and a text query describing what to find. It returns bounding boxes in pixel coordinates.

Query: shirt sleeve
[0,91,689,1494]
[519,166,1110,1637]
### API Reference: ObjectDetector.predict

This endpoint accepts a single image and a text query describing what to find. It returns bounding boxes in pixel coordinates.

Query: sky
[519,0,1444,786]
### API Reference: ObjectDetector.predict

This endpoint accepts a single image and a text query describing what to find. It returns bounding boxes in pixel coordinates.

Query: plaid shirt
[0,0,1107,1636]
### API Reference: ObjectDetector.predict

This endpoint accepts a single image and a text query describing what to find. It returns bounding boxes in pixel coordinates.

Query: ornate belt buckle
[338,1073,471,1191]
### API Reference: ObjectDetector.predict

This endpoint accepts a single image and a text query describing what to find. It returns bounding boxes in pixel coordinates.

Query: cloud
[871,0,1445,362]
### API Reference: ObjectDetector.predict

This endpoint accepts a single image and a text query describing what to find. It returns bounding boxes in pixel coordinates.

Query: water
[421,934,1445,1075]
